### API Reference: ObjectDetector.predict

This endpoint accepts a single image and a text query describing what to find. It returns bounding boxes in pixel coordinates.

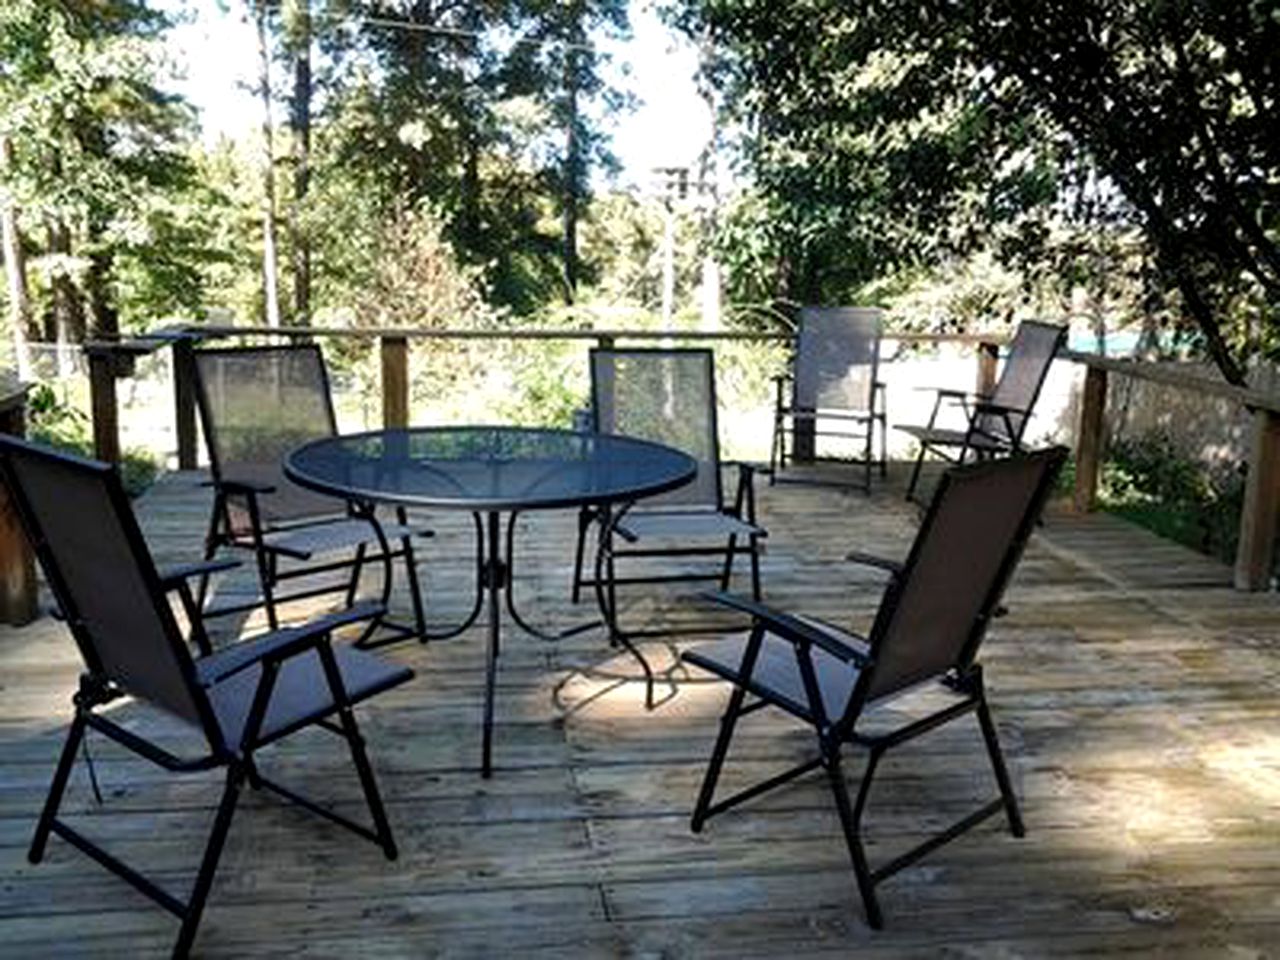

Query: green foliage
[26,382,157,496]
[493,341,587,428]
[0,0,220,332]
[313,0,631,315]
[1099,432,1244,564]
[672,0,1280,380]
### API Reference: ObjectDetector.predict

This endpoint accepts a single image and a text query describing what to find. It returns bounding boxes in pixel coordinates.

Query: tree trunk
[285,0,311,325]
[44,221,86,371]
[256,0,282,328]
[562,50,580,306]
[0,135,33,380]
[84,246,119,339]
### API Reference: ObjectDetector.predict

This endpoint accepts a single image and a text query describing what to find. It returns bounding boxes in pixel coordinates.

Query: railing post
[976,341,999,397]
[88,349,121,464]
[595,334,615,350]
[172,336,198,469]
[0,385,37,625]
[1234,407,1280,591]
[1073,365,1107,513]
[380,334,409,429]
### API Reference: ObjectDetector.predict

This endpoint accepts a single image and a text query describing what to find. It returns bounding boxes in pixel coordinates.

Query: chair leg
[570,507,591,605]
[28,711,86,865]
[878,414,888,478]
[904,443,929,503]
[255,547,280,631]
[197,508,223,614]
[864,428,873,494]
[172,765,244,959]
[719,533,738,591]
[344,542,368,608]
[336,707,400,860]
[748,535,762,601]
[976,698,1025,838]
[826,746,884,930]
[691,683,750,833]
[769,414,781,485]
[399,524,429,642]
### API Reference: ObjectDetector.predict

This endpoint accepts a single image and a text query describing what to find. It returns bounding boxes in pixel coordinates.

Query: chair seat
[684,617,868,721]
[615,509,764,542]
[201,638,412,750]
[896,424,1012,452]
[261,517,425,558]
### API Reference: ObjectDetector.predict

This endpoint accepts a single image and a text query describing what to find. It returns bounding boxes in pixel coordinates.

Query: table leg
[504,510,600,641]
[481,510,504,778]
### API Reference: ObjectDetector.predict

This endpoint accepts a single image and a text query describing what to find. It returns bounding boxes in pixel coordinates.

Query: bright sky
[166,0,712,192]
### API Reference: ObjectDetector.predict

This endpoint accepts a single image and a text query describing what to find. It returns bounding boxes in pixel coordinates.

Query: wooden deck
[2,464,1279,957]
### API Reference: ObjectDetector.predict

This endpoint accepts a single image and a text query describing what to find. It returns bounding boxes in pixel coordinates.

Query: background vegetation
[1,1,1276,557]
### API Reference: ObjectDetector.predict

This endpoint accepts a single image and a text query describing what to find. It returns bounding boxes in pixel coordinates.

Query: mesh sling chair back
[570,348,766,706]
[682,446,1067,928]
[899,320,1065,501]
[192,343,428,641]
[772,306,887,491]
[0,435,412,959]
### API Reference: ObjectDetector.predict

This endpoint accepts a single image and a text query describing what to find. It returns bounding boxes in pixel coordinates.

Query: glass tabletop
[284,426,698,511]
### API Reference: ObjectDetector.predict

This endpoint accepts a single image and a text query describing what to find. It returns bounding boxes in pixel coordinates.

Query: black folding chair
[682,446,1066,928]
[771,306,887,492]
[898,321,1066,502]
[571,348,766,705]
[0,436,412,959]
[192,343,429,644]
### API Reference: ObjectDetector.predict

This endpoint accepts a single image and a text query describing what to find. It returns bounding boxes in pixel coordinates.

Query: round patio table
[285,426,696,776]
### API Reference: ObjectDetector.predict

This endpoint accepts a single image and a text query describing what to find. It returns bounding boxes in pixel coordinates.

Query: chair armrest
[158,558,241,589]
[969,399,1027,417]
[845,550,902,576]
[198,601,386,684]
[703,591,870,666]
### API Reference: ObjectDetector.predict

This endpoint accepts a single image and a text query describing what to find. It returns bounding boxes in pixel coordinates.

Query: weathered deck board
[1,464,1279,958]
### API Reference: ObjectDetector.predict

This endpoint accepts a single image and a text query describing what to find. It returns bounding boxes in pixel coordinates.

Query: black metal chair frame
[771,306,888,493]
[0,436,410,960]
[569,348,766,706]
[191,343,430,645]
[682,447,1066,928]
[901,321,1066,503]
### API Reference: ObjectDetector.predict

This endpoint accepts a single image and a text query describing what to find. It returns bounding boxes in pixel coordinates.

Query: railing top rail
[1060,348,1280,414]
[156,323,1004,346]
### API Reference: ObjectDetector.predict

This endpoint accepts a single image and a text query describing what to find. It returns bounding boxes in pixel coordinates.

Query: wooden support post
[380,334,409,429]
[88,350,121,464]
[1234,407,1280,591]
[172,337,198,469]
[976,341,999,397]
[0,387,37,625]
[1073,366,1107,513]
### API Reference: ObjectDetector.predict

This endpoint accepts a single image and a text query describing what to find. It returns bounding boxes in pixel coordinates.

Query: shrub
[26,382,159,498]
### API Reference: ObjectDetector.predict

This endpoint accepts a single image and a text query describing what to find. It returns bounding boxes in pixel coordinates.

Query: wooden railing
[86,323,1001,466]
[82,323,1280,591]
[1061,349,1280,592]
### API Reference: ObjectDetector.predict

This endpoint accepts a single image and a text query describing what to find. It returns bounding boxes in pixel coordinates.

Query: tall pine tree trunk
[561,33,582,306]
[0,135,33,379]
[285,0,311,325]
[44,220,85,378]
[256,0,282,328]
[84,246,119,339]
